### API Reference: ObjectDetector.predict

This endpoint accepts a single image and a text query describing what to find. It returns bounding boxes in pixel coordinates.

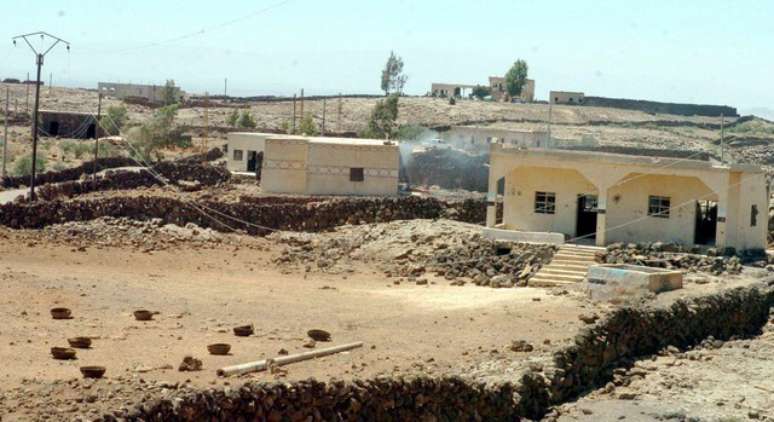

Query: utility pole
[92,92,102,180]
[337,93,342,133]
[547,102,553,147]
[3,86,8,179]
[12,31,70,201]
[203,91,209,153]
[300,88,304,119]
[292,94,297,133]
[720,113,725,163]
[321,98,326,136]
[224,78,228,102]
[48,72,52,95]
[25,72,30,112]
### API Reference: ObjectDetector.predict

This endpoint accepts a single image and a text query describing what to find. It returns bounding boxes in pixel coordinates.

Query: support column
[595,187,608,246]
[486,191,497,227]
[715,189,728,250]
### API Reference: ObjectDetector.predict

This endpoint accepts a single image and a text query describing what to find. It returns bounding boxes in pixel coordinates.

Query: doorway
[86,124,96,139]
[694,200,717,245]
[48,121,60,136]
[246,150,257,172]
[576,194,598,239]
[495,177,505,225]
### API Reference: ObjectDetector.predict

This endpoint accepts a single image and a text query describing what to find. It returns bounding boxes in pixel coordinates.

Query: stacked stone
[1,156,137,189]
[601,242,744,275]
[0,196,486,234]
[117,376,520,422]
[422,240,556,287]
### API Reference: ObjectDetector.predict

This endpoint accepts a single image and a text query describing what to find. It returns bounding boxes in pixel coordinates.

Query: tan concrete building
[226,132,303,173]
[487,145,767,251]
[262,136,400,196]
[97,82,185,104]
[443,126,551,153]
[489,77,535,102]
[550,91,585,105]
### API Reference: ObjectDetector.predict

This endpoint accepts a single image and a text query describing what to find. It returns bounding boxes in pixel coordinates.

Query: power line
[75,0,295,55]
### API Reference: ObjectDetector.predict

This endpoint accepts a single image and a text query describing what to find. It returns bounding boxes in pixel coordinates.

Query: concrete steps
[529,244,604,288]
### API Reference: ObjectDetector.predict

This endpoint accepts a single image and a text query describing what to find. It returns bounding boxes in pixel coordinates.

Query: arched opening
[48,121,60,136]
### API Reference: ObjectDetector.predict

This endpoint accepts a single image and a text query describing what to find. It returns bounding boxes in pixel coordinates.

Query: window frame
[349,167,365,182]
[233,149,243,161]
[534,191,556,215]
[648,195,671,218]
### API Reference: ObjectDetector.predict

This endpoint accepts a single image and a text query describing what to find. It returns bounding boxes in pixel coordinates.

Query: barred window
[648,195,671,218]
[534,192,556,214]
[233,149,243,161]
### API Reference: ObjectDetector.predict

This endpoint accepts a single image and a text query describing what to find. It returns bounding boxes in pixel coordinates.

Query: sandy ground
[0,229,588,420]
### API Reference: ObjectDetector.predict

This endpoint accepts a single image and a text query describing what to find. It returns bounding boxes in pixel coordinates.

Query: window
[233,149,243,161]
[751,205,758,227]
[350,167,364,182]
[648,195,671,218]
[535,192,556,214]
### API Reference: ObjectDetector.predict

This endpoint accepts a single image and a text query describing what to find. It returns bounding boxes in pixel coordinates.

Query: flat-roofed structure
[262,136,400,196]
[487,145,767,252]
[550,91,585,105]
[488,77,535,102]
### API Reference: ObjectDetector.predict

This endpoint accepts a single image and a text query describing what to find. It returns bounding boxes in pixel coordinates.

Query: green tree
[380,51,407,95]
[100,105,129,136]
[505,59,529,98]
[226,109,240,127]
[298,113,319,136]
[163,79,179,105]
[471,85,491,100]
[126,104,188,161]
[13,153,47,177]
[361,94,399,139]
[237,110,257,129]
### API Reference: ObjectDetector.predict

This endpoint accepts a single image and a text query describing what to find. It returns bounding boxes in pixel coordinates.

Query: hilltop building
[97,82,185,104]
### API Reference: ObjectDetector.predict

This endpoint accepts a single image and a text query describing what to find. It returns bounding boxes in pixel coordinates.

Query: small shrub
[237,111,257,129]
[13,154,47,177]
[298,113,319,136]
[226,110,239,127]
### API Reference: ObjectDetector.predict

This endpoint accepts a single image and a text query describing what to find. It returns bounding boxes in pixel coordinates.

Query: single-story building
[430,83,477,98]
[550,91,585,105]
[442,126,551,153]
[226,132,297,173]
[39,110,101,139]
[486,144,767,251]
[262,136,400,196]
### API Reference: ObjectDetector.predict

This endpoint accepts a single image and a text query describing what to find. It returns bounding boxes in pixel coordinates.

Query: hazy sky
[1,0,772,112]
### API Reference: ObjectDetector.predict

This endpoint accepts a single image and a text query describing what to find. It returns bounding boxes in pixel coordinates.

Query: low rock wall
[118,283,774,421]
[0,196,486,234]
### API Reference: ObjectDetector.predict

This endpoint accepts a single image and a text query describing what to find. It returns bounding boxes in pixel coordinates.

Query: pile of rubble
[272,220,556,287]
[600,242,744,275]
[26,217,226,251]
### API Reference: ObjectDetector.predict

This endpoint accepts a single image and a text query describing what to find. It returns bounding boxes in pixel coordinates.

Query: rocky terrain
[553,316,774,421]
[272,219,556,288]
[600,242,751,275]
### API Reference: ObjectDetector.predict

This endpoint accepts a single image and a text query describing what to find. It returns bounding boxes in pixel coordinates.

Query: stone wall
[0,196,486,234]
[1,148,224,190]
[583,96,738,118]
[117,283,773,421]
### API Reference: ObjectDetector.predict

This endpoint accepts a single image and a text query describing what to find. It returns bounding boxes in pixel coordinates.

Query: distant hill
[740,107,774,122]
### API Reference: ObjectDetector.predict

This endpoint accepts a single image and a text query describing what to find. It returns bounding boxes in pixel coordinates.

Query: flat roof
[493,144,763,173]
[451,125,546,133]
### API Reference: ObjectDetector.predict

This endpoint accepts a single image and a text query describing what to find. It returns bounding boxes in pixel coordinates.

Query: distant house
[97,82,185,104]
[489,77,535,102]
[430,83,477,98]
[38,110,100,139]
[550,91,585,105]
[442,126,550,153]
